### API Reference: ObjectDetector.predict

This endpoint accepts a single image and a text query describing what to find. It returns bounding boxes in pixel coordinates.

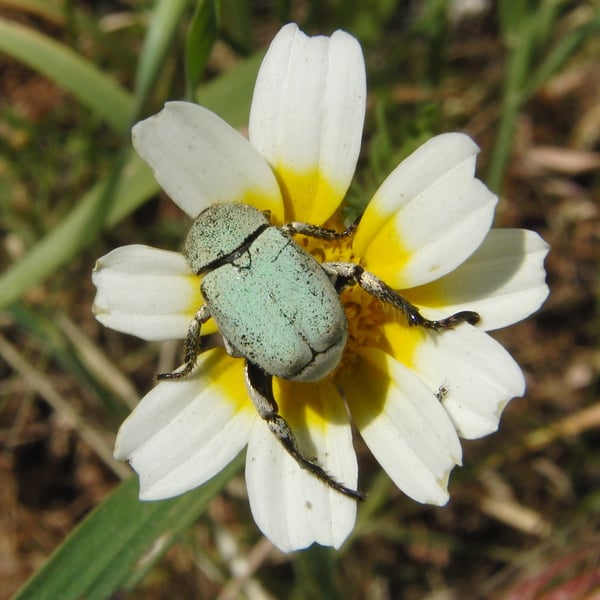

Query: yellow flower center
[269,218,429,429]
[293,223,418,377]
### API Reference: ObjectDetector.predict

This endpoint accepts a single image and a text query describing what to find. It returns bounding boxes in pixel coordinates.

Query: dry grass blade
[0,334,130,480]
[57,315,140,410]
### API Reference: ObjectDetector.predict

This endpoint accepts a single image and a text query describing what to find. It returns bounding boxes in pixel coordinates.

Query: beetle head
[183,203,270,274]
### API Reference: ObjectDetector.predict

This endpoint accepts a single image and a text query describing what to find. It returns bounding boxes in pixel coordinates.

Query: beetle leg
[244,361,365,501]
[322,262,480,330]
[281,220,357,240]
[222,336,243,358]
[158,305,211,380]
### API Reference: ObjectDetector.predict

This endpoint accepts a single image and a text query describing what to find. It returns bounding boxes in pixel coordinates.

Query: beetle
[159,202,480,500]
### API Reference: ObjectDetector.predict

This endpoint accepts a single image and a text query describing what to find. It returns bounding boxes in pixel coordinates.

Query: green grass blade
[523,11,600,101]
[527,0,564,52]
[0,17,133,133]
[0,0,65,24]
[487,2,537,191]
[133,0,191,112]
[220,0,253,52]
[196,48,263,125]
[13,455,244,600]
[185,0,219,101]
[0,151,157,310]
[292,546,341,600]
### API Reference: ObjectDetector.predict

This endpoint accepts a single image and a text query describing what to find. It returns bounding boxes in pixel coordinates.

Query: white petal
[245,380,357,552]
[354,133,497,288]
[92,245,211,341]
[412,324,526,439]
[132,101,284,221]
[249,23,366,223]
[346,349,462,505]
[408,228,550,331]
[115,349,255,499]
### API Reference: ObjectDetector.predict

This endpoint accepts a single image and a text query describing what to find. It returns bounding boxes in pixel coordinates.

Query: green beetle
[161,202,479,499]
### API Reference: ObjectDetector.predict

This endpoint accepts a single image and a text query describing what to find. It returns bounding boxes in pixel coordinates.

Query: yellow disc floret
[293,224,421,376]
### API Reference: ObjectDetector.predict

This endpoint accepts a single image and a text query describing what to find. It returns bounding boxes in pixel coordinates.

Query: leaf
[13,455,244,600]
[0,17,133,133]
[185,0,219,101]
[292,546,341,600]
[0,0,65,25]
[133,0,191,110]
[0,151,156,309]
[196,48,263,126]
[524,11,600,101]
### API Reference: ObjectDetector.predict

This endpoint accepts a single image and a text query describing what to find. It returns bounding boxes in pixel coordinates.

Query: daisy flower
[92,23,549,552]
